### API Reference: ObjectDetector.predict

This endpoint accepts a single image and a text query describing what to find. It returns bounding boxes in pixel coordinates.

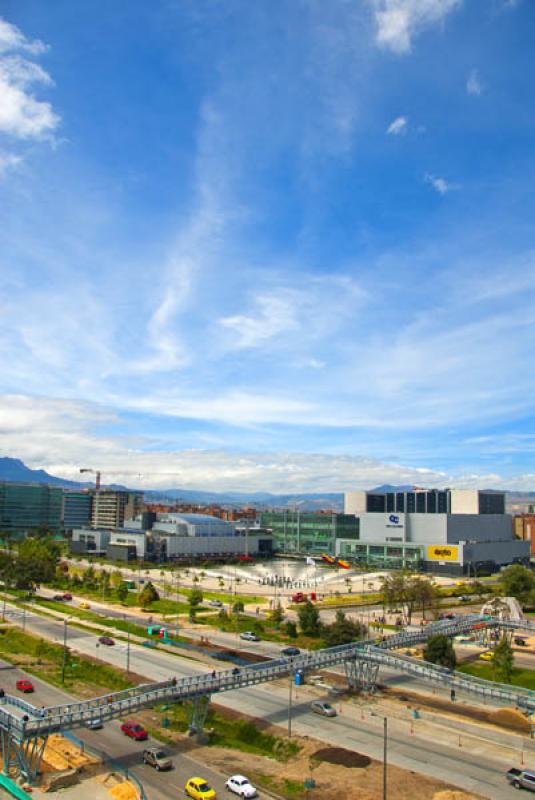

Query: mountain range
[0,456,533,512]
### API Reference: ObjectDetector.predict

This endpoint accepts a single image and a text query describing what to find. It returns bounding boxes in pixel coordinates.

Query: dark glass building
[0,482,63,535]
[259,511,359,556]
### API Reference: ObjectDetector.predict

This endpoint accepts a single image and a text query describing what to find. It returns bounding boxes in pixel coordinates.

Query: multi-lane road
[1,599,525,799]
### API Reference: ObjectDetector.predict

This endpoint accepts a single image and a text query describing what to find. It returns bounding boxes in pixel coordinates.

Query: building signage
[427,545,459,562]
[386,513,403,529]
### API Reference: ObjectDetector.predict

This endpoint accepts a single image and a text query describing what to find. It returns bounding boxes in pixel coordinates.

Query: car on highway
[311,700,337,717]
[281,646,300,657]
[240,631,260,642]
[479,651,494,661]
[506,767,535,791]
[15,679,34,693]
[208,600,223,608]
[514,637,529,647]
[79,602,91,609]
[185,776,216,799]
[53,594,65,601]
[120,721,148,741]
[98,636,115,646]
[85,718,104,731]
[225,774,258,797]
[62,593,73,601]
[142,746,172,770]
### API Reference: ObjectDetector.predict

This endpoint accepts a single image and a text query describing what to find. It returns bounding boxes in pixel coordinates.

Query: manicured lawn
[458,661,535,690]
[0,626,134,692]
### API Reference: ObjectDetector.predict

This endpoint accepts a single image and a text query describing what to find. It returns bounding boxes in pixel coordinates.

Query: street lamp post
[383,716,388,800]
[126,627,131,674]
[61,617,70,684]
[288,670,293,738]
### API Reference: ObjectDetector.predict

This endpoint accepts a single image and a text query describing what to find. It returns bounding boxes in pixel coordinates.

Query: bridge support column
[345,658,379,692]
[1,730,48,784]
[187,695,211,738]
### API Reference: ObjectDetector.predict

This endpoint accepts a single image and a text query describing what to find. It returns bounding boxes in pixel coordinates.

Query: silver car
[311,700,337,717]
[143,747,172,771]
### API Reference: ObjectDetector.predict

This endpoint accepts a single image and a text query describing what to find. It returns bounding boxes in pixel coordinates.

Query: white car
[226,774,258,798]
[240,631,260,642]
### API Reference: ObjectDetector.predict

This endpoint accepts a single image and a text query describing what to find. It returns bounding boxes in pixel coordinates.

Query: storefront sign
[426,545,459,562]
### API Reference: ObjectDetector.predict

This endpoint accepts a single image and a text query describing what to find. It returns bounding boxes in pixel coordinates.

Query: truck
[506,768,535,791]
[291,592,317,603]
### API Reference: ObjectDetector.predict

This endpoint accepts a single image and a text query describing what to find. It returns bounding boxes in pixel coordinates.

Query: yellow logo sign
[427,545,459,562]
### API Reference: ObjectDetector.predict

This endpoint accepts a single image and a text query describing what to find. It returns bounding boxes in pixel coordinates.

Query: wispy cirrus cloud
[386,115,407,135]
[424,172,459,194]
[466,68,482,96]
[370,0,462,54]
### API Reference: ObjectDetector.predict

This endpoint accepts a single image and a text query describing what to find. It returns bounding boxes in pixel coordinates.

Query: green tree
[116,583,129,603]
[499,565,535,605]
[409,576,438,621]
[493,635,514,683]
[423,634,456,669]
[322,610,366,647]
[297,600,321,637]
[270,603,284,625]
[139,581,159,609]
[284,621,298,639]
[14,538,57,591]
[0,552,14,588]
[232,600,245,614]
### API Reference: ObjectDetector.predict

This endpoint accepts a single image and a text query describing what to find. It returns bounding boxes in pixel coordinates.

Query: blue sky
[1,0,535,493]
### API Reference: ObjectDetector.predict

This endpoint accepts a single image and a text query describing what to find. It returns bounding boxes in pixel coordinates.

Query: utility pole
[175,569,180,639]
[61,619,68,684]
[383,716,388,800]
[126,626,131,674]
[288,670,293,738]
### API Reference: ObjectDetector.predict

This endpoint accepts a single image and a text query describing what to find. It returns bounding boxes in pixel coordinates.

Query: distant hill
[1,456,531,512]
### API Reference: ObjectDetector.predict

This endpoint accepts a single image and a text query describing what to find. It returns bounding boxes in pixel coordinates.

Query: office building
[62,490,92,532]
[0,482,63,536]
[90,490,143,529]
[259,511,359,557]
[341,488,528,575]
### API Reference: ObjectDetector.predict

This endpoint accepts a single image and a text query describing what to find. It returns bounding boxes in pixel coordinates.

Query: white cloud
[386,115,407,135]
[2,393,535,493]
[371,0,462,54]
[466,68,482,96]
[0,18,59,140]
[0,150,21,177]
[424,172,459,194]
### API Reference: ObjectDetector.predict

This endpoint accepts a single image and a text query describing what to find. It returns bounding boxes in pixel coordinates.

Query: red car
[98,636,115,646]
[16,679,34,693]
[120,721,148,741]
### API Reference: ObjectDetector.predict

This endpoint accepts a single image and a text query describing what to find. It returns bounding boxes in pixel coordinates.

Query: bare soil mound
[312,747,371,768]
[488,707,531,733]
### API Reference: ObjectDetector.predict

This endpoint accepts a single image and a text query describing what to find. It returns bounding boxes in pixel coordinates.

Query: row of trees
[424,633,514,683]
[295,600,367,646]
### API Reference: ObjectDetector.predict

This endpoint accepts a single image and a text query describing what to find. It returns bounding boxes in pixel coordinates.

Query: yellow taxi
[185,777,216,800]
[79,602,91,609]
[479,651,494,661]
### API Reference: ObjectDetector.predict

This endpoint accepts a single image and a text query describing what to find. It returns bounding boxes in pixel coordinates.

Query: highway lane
[0,659,263,800]
[2,601,524,798]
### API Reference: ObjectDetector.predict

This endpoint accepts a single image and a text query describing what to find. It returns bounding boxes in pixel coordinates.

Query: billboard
[426,545,459,562]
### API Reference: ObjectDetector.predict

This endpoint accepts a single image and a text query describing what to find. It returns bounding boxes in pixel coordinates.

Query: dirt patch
[382,685,531,733]
[312,747,371,768]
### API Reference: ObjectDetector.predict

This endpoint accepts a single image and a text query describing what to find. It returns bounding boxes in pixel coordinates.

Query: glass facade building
[0,482,63,535]
[259,511,359,556]
[62,490,92,531]
[337,540,424,570]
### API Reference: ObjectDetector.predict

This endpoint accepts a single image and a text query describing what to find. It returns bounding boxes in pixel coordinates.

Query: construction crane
[80,468,101,490]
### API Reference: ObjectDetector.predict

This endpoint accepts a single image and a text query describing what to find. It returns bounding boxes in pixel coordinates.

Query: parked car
[479,651,494,661]
[311,701,337,717]
[120,721,148,741]
[281,646,300,657]
[507,768,535,791]
[53,594,65,601]
[514,637,529,647]
[225,774,258,798]
[62,593,73,601]
[98,636,115,646]
[240,631,260,642]
[16,679,34,693]
[143,747,172,771]
[79,602,91,609]
[208,600,223,608]
[185,776,216,799]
